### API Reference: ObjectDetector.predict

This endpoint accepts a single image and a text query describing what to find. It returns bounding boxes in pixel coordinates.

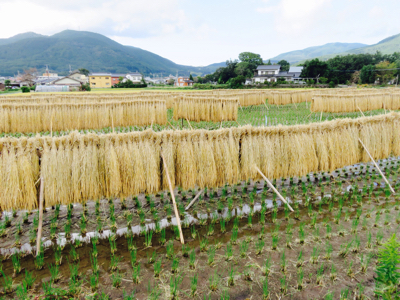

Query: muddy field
[0,158,399,299]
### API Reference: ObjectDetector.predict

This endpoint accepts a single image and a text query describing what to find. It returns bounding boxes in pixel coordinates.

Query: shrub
[21,86,30,93]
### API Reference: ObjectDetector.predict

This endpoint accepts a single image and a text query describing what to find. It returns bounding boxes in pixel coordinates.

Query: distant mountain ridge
[268,42,368,64]
[0,30,222,76]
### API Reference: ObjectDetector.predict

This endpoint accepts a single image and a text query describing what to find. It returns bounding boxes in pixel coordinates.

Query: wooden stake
[235,120,241,127]
[320,111,323,122]
[185,190,203,211]
[36,176,44,257]
[263,102,269,111]
[254,166,294,212]
[167,120,177,130]
[358,139,395,194]
[161,153,185,244]
[357,106,365,117]
[186,118,193,130]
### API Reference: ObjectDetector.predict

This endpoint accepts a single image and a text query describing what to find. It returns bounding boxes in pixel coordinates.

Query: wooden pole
[320,111,323,122]
[167,121,177,130]
[358,139,395,194]
[186,118,193,130]
[185,190,203,211]
[357,106,365,117]
[111,114,115,133]
[36,176,44,257]
[161,153,185,244]
[254,166,294,212]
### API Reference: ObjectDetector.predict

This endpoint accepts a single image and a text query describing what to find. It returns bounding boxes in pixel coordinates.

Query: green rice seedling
[126,212,133,228]
[308,202,313,217]
[297,267,304,290]
[190,226,197,239]
[16,221,22,235]
[259,226,266,240]
[262,277,270,299]
[1,271,14,294]
[228,266,235,286]
[338,223,346,236]
[90,273,99,292]
[35,248,45,270]
[344,208,351,222]
[209,271,220,291]
[49,263,61,283]
[374,233,400,298]
[90,252,99,274]
[360,253,372,274]
[347,261,355,278]
[200,237,209,252]
[338,240,353,258]
[325,291,334,300]
[22,270,36,290]
[225,242,233,261]
[208,246,216,266]
[189,248,196,269]
[352,234,361,253]
[351,219,359,234]
[263,257,272,276]
[260,208,266,224]
[15,283,28,299]
[233,216,239,230]
[243,265,252,281]
[170,275,182,299]
[280,275,287,294]
[64,221,71,239]
[219,218,226,233]
[247,214,253,228]
[376,229,384,246]
[132,263,141,284]
[231,227,238,245]
[109,235,117,254]
[340,288,349,299]
[362,216,368,230]
[256,239,265,255]
[374,213,381,227]
[207,223,215,236]
[0,222,6,238]
[310,246,320,264]
[69,261,80,280]
[298,222,305,244]
[280,251,287,273]
[296,250,304,268]
[69,246,79,263]
[130,249,137,267]
[165,240,175,259]
[271,235,279,251]
[316,263,324,285]
[110,254,122,272]
[384,212,391,225]
[111,270,122,288]
[310,214,317,229]
[173,225,180,240]
[54,246,62,266]
[159,228,166,246]
[182,244,190,258]
[325,222,332,239]
[190,274,198,296]
[154,258,162,278]
[271,210,277,223]
[144,230,153,248]
[11,253,21,275]
[171,256,180,273]
[313,226,321,242]
[330,264,337,281]
[366,231,372,249]
[240,240,249,258]
[334,209,342,225]
[80,213,87,235]
[324,241,333,260]
[74,238,82,248]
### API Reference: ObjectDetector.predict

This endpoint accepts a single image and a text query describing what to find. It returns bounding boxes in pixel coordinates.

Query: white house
[50,77,83,87]
[124,72,143,84]
[252,65,305,84]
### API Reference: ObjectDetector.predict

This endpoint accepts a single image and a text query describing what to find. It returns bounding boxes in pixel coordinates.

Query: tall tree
[375,61,396,83]
[238,52,263,68]
[266,60,272,65]
[360,65,376,84]
[278,60,290,72]
[300,59,329,79]
[189,73,194,81]
[78,68,90,76]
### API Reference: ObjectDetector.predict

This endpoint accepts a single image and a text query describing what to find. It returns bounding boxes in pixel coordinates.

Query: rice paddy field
[0,88,399,300]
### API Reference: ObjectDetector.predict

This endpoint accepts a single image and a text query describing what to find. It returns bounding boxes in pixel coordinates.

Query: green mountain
[0,32,44,46]
[0,30,221,76]
[307,33,400,62]
[269,42,367,64]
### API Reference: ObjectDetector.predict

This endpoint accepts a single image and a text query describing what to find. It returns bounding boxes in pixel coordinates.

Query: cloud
[0,0,187,39]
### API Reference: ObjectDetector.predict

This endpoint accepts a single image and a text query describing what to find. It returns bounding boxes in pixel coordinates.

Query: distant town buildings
[174,76,194,87]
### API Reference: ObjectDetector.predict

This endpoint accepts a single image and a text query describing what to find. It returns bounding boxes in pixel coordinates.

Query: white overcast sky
[0,0,399,66]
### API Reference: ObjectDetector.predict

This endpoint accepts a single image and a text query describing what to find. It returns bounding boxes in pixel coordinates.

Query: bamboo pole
[254,166,294,212]
[161,153,185,244]
[167,120,177,130]
[36,176,44,257]
[185,190,203,211]
[357,106,365,117]
[186,118,193,130]
[358,138,395,194]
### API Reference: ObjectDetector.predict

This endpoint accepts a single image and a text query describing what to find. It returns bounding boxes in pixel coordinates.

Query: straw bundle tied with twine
[0,100,167,133]
[0,112,399,211]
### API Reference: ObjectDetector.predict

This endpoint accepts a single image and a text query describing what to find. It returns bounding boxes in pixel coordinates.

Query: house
[174,76,194,87]
[252,65,281,83]
[50,77,83,87]
[110,74,126,86]
[124,72,143,84]
[89,73,113,88]
[288,67,304,83]
[68,71,88,83]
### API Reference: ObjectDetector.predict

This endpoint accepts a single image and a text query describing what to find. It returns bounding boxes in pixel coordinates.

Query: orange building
[175,76,194,87]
